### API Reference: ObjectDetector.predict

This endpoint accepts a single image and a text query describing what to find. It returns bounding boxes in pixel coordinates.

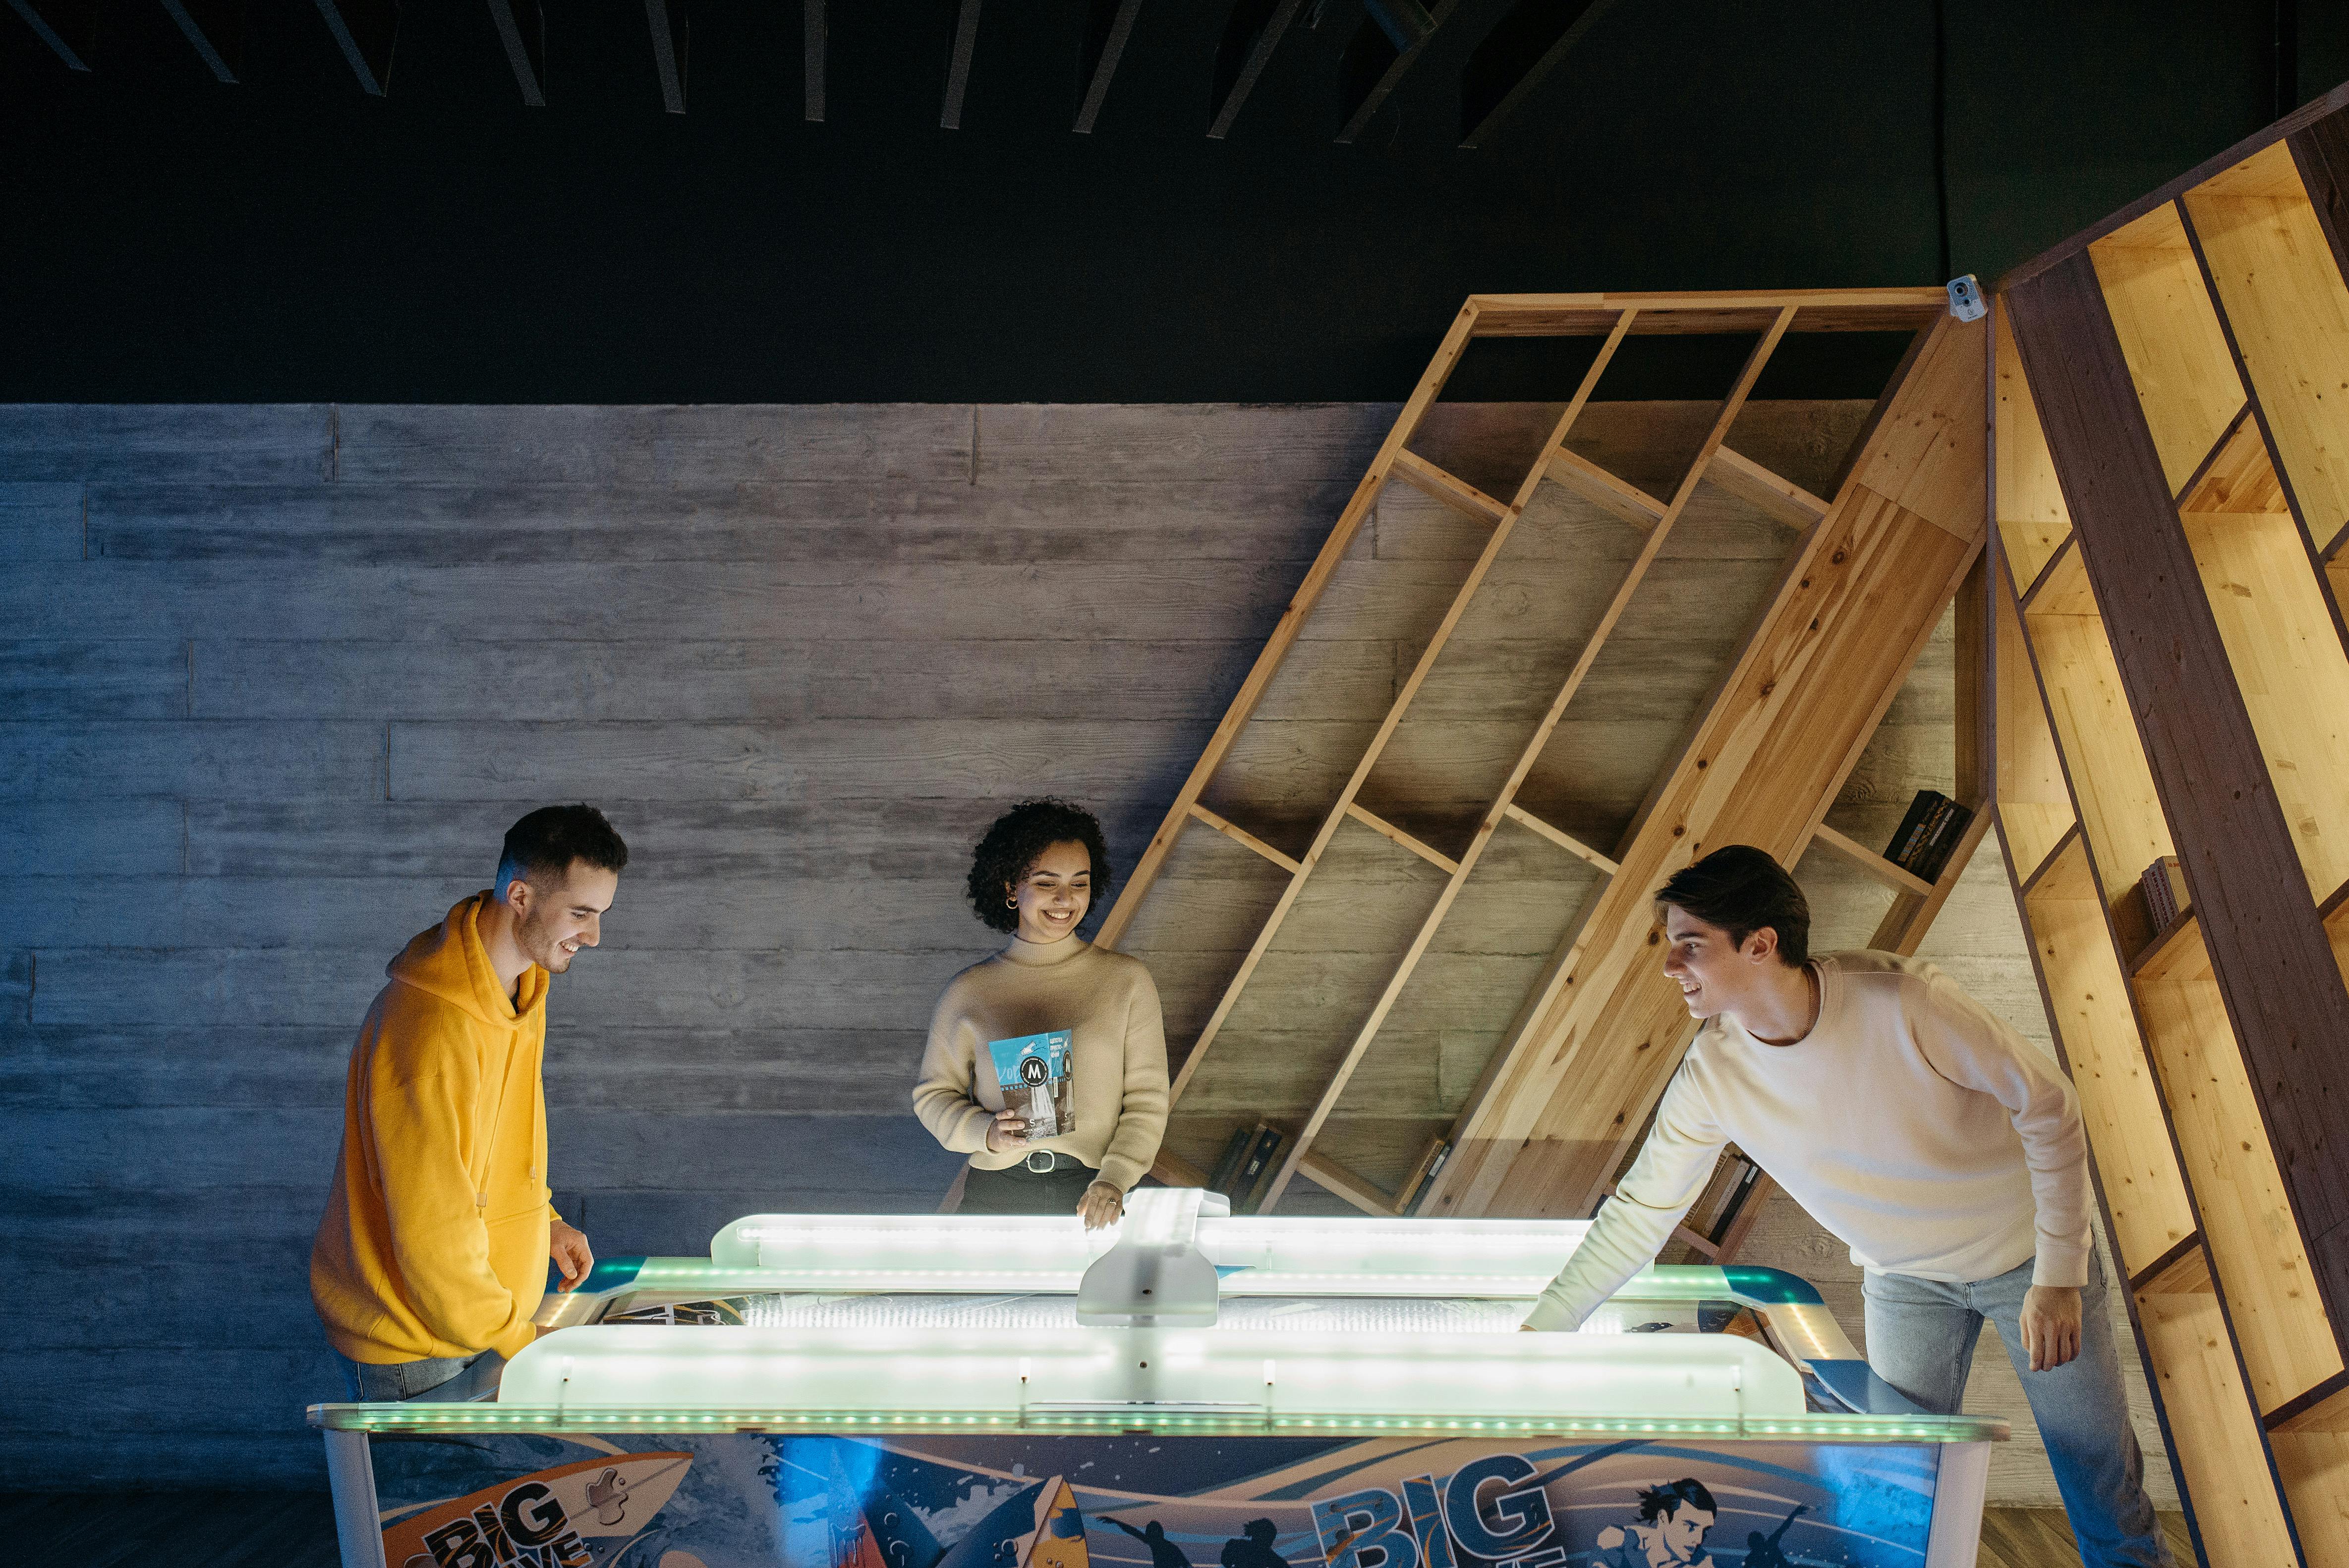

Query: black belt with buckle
[1022,1150,1084,1174]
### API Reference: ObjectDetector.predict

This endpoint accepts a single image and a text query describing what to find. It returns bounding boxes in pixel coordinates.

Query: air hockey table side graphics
[311,1201,2002,1568]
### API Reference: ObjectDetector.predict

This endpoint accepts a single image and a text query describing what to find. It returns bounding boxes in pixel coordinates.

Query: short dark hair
[496,804,629,894]
[1637,1479,1717,1523]
[1655,844,1809,966]
[966,799,1113,934]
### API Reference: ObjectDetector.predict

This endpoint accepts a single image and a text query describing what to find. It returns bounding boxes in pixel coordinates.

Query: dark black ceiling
[4,0,2344,403]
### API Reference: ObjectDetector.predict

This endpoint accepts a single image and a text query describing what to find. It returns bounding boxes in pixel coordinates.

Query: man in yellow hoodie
[312,804,627,1401]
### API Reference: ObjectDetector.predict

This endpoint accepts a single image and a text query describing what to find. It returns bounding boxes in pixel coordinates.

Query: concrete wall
[0,402,2161,1504]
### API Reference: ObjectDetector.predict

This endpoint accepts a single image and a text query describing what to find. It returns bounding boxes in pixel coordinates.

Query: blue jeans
[333,1347,505,1402]
[1863,1252,2172,1568]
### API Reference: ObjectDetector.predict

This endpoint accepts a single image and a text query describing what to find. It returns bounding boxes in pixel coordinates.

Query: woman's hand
[1079,1181,1124,1231]
[984,1108,1030,1153]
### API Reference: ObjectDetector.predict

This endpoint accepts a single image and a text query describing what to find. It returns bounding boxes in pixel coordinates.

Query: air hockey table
[310,1189,2004,1568]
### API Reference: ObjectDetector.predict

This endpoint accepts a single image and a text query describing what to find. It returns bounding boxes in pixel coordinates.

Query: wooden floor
[0,1492,2196,1568]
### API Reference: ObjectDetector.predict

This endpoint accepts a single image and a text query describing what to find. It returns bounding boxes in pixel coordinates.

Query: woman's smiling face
[1009,840,1093,943]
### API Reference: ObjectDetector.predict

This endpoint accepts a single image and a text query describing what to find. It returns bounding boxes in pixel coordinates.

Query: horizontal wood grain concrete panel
[387,718,1207,802]
[0,482,82,559]
[183,798,1170,879]
[974,404,1390,483]
[0,799,185,875]
[0,721,384,800]
[190,637,1380,722]
[0,405,334,482]
[333,403,974,485]
[0,639,188,719]
[87,478,1351,564]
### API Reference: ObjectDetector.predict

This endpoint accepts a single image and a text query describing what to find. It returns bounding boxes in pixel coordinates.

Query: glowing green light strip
[307,1403,2003,1443]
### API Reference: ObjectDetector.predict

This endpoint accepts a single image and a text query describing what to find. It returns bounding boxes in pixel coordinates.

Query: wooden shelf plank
[1091,299,1483,953]
[1293,1151,1400,1217]
[1995,309,2074,593]
[1344,803,1460,874]
[2135,1292,2307,1568]
[1545,447,1667,530]
[1704,446,1828,530]
[1501,802,1620,874]
[2174,403,2287,513]
[1389,447,1512,526]
[2086,202,2247,493]
[2129,1234,2213,1295]
[2021,536,2098,615]
[1465,288,1945,336]
[1807,821,1935,897]
[1187,801,1302,874]
[2017,821,2085,898]
[2130,911,2202,982]
[2023,836,2197,1274]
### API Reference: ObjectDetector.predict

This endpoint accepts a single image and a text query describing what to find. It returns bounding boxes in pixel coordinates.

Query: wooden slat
[1389,447,1511,525]
[1501,802,1618,874]
[485,0,546,105]
[1252,312,1673,1208]
[939,0,981,129]
[1807,821,1934,897]
[1994,309,2073,593]
[1335,0,1463,145]
[7,0,97,69]
[802,0,825,120]
[314,0,397,93]
[1187,801,1302,874]
[1466,288,1946,336]
[1344,803,1459,874]
[1705,446,1828,530]
[645,0,687,113]
[2173,405,2284,513]
[2009,250,2349,1329]
[1545,447,1667,529]
[1294,1151,1399,1216]
[2130,1235,2215,1296]
[1071,0,1144,134]
[1424,311,1988,1220]
[2184,140,2349,556]
[1455,0,1629,149]
[1205,0,1307,140]
[160,0,243,82]
[2135,1292,2304,1568]
[1091,302,1481,953]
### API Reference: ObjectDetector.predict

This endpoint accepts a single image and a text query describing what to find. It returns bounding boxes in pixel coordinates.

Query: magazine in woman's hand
[988,1030,1076,1138]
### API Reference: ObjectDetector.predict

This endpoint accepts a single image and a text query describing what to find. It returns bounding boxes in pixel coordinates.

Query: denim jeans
[333,1347,505,1402]
[1863,1251,2172,1568]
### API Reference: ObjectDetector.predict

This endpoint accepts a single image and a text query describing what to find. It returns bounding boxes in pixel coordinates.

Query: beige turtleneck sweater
[911,936,1169,1192]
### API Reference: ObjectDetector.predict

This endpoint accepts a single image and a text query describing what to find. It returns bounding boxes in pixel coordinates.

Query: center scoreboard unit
[310,1190,2004,1568]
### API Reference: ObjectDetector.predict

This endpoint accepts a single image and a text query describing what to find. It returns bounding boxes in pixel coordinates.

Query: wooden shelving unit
[1996,81,2349,1568]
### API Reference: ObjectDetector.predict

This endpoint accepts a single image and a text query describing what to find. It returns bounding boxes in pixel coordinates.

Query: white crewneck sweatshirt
[1523,951,2091,1332]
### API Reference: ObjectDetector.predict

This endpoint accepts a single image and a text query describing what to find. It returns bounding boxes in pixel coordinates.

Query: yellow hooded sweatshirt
[311,893,558,1365]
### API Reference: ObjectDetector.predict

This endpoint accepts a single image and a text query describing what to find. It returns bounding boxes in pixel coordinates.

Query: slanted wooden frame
[1089,288,1991,1223]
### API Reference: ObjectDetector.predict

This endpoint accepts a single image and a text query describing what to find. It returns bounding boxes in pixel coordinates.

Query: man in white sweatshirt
[1523,845,2170,1568]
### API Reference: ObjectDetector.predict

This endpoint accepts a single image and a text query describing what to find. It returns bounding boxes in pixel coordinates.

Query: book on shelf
[1214,1121,1285,1212]
[2141,855,2189,932]
[1881,789,1975,883]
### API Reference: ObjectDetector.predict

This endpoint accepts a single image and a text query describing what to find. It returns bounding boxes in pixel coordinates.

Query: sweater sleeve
[911,980,995,1157]
[1523,1065,1725,1331]
[1095,965,1170,1192]
[1906,967,2093,1288]
[369,1031,534,1356]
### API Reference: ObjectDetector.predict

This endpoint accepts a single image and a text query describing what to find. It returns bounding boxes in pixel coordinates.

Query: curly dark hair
[966,799,1114,934]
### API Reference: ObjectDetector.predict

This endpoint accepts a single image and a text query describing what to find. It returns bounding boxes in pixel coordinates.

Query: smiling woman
[911,798,1171,1228]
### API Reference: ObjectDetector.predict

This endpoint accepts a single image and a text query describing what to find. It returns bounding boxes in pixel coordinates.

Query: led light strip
[306,1402,2004,1443]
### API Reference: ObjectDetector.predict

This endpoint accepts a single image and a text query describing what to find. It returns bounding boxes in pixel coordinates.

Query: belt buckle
[1024,1150,1055,1174]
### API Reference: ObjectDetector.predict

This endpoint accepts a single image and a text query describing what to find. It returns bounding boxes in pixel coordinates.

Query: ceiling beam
[7,0,96,68]
[1336,0,1459,144]
[940,0,980,130]
[1072,0,1143,135]
[159,0,244,82]
[1458,0,1626,150]
[1207,0,1307,140]
[311,0,397,95]
[802,0,824,121]
[644,0,686,113]
[484,0,545,106]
